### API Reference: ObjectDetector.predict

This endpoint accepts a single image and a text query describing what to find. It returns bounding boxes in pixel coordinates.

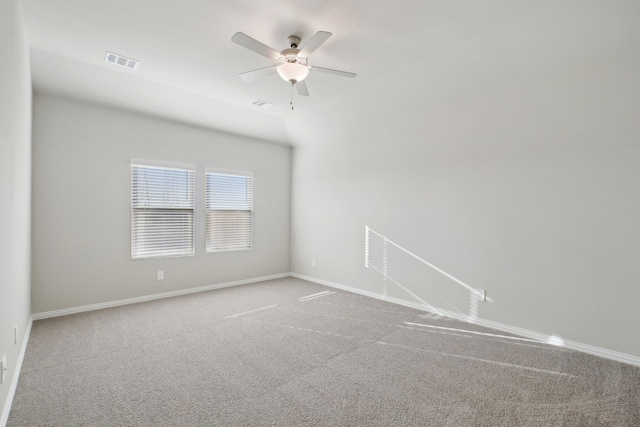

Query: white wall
[0,0,32,421]
[31,95,291,313]
[291,45,640,357]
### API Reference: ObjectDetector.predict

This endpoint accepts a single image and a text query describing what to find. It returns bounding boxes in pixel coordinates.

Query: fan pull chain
[290,82,295,110]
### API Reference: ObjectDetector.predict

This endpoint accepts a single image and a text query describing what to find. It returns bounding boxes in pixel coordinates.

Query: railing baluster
[364,226,370,268]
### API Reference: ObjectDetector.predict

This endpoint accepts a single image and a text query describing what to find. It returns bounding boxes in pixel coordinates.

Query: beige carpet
[8,277,640,426]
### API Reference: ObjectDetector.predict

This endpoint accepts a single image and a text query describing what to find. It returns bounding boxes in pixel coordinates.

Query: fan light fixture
[231,30,356,104]
[277,62,309,83]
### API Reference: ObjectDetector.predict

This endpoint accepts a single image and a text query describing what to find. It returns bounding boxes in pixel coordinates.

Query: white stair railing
[365,226,485,319]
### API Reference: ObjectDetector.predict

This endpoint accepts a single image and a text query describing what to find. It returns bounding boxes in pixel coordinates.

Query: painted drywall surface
[0,0,32,418]
[31,96,291,313]
[290,51,640,357]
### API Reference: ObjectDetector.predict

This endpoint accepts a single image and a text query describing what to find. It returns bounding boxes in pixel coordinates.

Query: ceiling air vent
[251,99,273,108]
[104,51,139,70]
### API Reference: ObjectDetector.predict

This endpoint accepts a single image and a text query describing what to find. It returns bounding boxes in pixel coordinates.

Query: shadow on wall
[364,226,492,322]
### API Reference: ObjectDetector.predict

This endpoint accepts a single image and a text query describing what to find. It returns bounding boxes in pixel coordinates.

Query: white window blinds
[131,162,195,260]
[206,170,253,253]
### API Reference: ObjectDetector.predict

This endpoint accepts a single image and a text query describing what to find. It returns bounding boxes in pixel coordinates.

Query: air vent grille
[105,52,139,70]
[251,99,273,108]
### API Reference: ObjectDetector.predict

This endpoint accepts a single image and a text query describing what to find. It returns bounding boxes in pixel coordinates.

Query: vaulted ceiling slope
[22,0,640,146]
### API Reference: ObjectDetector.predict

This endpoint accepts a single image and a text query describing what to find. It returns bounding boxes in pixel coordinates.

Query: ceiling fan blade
[239,65,278,82]
[312,66,357,78]
[231,32,281,61]
[296,81,310,96]
[299,31,332,57]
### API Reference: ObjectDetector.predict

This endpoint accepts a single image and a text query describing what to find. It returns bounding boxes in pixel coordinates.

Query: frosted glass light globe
[277,62,309,83]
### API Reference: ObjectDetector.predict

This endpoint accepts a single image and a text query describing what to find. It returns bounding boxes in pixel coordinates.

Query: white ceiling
[21,0,640,146]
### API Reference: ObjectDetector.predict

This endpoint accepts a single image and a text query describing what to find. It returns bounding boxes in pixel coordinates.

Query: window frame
[131,160,196,260]
[205,168,254,254]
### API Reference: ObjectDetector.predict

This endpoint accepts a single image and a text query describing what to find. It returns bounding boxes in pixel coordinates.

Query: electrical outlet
[14,324,18,345]
[1,354,7,384]
[311,259,316,268]
[476,289,486,302]
[157,270,164,280]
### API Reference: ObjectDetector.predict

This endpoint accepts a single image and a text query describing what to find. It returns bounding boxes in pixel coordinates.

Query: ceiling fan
[231,31,356,98]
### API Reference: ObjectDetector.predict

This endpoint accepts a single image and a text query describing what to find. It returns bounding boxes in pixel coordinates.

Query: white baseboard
[32,273,290,320]
[290,273,640,368]
[1,317,32,427]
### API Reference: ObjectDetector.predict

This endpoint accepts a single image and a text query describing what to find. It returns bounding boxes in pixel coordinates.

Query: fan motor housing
[281,48,301,60]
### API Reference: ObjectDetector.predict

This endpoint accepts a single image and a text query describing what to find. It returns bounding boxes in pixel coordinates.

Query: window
[131,162,195,260]
[206,170,253,253]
